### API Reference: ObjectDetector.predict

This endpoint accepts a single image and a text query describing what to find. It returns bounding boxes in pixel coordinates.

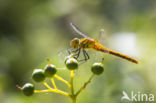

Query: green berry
[65,58,78,70]
[64,56,70,64]
[22,83,34,96]
[44,64,57,77]
[32,69,45,82]
[91,63,104,75]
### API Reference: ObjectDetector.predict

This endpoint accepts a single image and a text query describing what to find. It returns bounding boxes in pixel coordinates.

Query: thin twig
[41,81,70,97]
[34,89,50,93]
[42,81,53,90]
[54,89,70,97]
[70,70,74,95]
[35,89,70,97]
[50,78,57,89]
[75,74,95,97]
[54,75,71,87]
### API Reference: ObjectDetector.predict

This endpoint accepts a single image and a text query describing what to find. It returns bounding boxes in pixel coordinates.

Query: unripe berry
[44,64,57,77]
[22,83,34,96]
[32,69,45,82]
[65,58,78,70]
[64,56,70,64]
[91,63,104,75]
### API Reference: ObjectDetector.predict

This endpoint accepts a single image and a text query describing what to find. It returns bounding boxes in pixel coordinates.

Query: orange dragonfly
[69,23,138,64]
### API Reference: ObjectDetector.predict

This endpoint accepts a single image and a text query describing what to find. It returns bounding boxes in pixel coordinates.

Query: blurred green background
[0,0,156,103]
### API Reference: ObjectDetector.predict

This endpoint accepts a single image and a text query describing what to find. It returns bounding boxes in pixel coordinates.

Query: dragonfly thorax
[70,38,80,48]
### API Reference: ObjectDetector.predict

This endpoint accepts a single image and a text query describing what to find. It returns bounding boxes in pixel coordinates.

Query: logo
[121,91,154,102]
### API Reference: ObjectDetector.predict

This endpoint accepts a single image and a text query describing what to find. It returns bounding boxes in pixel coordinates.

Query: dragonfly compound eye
[70,38,80,48]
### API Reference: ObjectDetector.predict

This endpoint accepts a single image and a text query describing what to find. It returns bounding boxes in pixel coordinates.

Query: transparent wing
[86,29,109,62]
[97,29,109,47]
[87,50,105,63]
[58,48,89,66]
[58,48,73,63]
[70,23,90,38]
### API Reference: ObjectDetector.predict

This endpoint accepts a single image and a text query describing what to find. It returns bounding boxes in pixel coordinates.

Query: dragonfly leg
[67,49,71,55]
[84,50,90,60]
[71,48,79,53]
[68,48,79,55]
[68,48,80,57]
[83,50,87,61]
[75,49,81,59]
[77,50,89,62]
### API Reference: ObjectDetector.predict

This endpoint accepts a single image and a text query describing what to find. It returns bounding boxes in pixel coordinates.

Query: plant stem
[54,75,71,87]
[42,81,53,90]
[70,70,74,95]
[72,97,77,103]
[35,89,70,97]
[70,70,77,103]
[75,74,95,97]
[50,78,57,89]
[42,81,70,97]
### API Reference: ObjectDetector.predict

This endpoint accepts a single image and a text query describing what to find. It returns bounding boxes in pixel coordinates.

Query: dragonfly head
[70,38,80,48]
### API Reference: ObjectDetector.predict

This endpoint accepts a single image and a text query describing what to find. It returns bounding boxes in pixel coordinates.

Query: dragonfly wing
[84,49,104,63]
[58,48,73,63]
[96,29,109,47]
[70,23,90,38]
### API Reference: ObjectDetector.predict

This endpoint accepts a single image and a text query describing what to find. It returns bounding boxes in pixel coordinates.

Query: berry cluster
[17,56,104,103]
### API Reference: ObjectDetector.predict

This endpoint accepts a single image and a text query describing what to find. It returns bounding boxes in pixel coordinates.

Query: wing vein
[70,23,90,38]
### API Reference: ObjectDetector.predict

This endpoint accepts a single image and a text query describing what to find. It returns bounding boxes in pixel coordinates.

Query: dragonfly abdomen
[108,50,138,64]
[93,43,110,53]
[93,43,138,64]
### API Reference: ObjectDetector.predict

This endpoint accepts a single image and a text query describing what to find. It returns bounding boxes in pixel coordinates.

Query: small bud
[32,69,45,82]
[64,56,70,64]
[65,58,78,70]
[91,63,104,75]
[22,83,34,96]
[44,64,57,77]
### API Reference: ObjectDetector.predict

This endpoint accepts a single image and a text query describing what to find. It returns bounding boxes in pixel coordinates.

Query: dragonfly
[69,23,139,64]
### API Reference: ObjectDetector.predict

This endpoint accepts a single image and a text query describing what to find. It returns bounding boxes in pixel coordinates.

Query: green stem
[41,82,70,97]
[70,70,74,95]
[70,70,77,103]
[54,75,71,87]
[50,78,57,89]
[72,97,77,103]
[75,74,95,97]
